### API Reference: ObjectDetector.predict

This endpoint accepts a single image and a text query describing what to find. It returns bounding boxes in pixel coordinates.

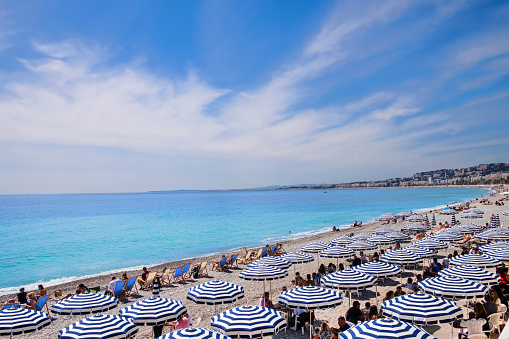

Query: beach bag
[193,268,199,279]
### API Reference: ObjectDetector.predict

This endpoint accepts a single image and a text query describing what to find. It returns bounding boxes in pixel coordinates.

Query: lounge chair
[212,256,228,271]
[180,263,191,282]
[170,266,183,284]
[270,245,278,256]
[144,271,158,290]
[111,280,126,299]
[227,254,239,268]
[35,295,50,313]
[2,303,18,310]
[261,247,269,257]
[251,248,264,261]
[237,250,253,265]
[275,243,286,254]
[125,277,139,296]
[197,261,209,277]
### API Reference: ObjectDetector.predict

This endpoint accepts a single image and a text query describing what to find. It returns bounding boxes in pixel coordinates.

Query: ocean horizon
[0,186,489,295]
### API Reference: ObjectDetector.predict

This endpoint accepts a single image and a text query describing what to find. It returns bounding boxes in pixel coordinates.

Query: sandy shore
[4,187,508,339]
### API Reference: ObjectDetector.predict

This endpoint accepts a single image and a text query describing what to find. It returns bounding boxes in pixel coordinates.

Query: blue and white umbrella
[397,211,413,218]
[346,241,377,251]
[373,227,396,235]
[51,292,118,315]
[248,257,291,270]
[480,242,509,252]
[320,270,376,290]
[187,280,244,305]
[431,214,436,226]
[451,214,457,225]
[352,262,401,278]
[503,210,509,216]
[462,212,483,219]
[429,231,462,242]
[278,286,343,310]
[210,305,286,339]
[439,265,500,286]
[485,248,509,262]
[403,223,428,232]
[352,233,372,241]
[447,223,482,234]
[301,242,330,253]
[330,236,355,246]
[468,209,484,214]
[157,327,232,339]
[449,253,501,268]
[385,232,411,242]
[404,246,435,259]
[338,318,436,339]
[440,209,458,215]
[119,298,187,326]
[381,293,462,325]
[475,229,509,241]
[367,235,395,245]
[376,213,396,221]
[320,246,354,259]
[279,252,314,264]
[59,315,137,339]
[407,215,426,222]
[380,249,423,266]
[413,239,448,251]
[418,276,487,300]
[239,265,287,295]
[0,308,51,336]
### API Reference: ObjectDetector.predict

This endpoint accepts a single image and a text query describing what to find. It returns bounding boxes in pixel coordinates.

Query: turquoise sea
[0,187,489,295]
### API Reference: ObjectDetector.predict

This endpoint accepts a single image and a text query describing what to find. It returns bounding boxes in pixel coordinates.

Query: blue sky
[0,1,508,194]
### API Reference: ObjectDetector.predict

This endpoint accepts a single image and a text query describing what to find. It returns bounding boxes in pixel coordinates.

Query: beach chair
[270,245,278,256]
[275,243,286,254]
[35,295,50,313]
[261,247,269,257]
[144,271,158,290]
[198,261,209,277]
[112,280,126,299]
[125,277,139,296]
[237,250,253,265]
[180,263,191,282]
[2,303,18,310]
[212,256,228,271]
[251,248,264,261]
[227,254,238,268]
[170,266,183,284]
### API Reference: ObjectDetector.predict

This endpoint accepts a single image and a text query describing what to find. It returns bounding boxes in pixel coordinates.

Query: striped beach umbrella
[403,223,428,232]
[397,211,413,218]
[239,265,287,295]
[424,215,430,229]
[493,214,501,227]
[338,318,436,339]
[376,213,396,221]
[385,232,411,242]
[381,293,462,325]
[486,248,509,262]
[373,227,396,235]
[157,327,232,339]
[469,208,484,214]
[379,249,423,266]
[431,214,436,226]
[407,214,426,222]
[210,305,286,339]
[449,253,501,268]
[0,308,51,336]
[248,257,291,269]
[51,292,118,315]
[119,298,187,326]
[448,223,482,233]
[279,252,314,264]
[320,246,354,259]
[413,239,448,251]
[440,209,458,215]
[352,233,372,241]
[429,231,462,242]
[330,236,355,246]
[439,266,500,286]
[418,276,487,299]
[451,214,457,225]
[301,242,330,253]
[480,242,509,252]
[404,246,435,259]
[278,286,342,310]
[346,241,377,251]
[475,229,509,241]
[59,315,138,339]
[462,212,482,219]
[367,235,395,245]
[187,280,244,305]
[320,270,376,290]
[503,210,509,216]
[352,262,401,278]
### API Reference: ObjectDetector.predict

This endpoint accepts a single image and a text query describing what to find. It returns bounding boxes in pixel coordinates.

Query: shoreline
[1,186,494,298]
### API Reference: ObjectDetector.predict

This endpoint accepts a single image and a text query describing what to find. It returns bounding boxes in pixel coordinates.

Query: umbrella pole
[309,311,313,339]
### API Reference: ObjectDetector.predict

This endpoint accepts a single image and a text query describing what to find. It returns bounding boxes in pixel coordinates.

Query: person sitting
[106,276,119,295]
[331,316,350,333]
[345,301,365,324]
[404,278,414,290]
[423,267,435,279]
[137,267,150,289]
[361,302,371,317]
[56,284,87,301]
[351,255,362,267]
[332,226,337,232]
[383,291,394,301]
[314,322,333,339]
[313,272,320,287]
[295,272,304,285]
[327,263,336,273]
[368,305,379,320]
[431,258,442,273]
[304,274,315,286]
[394,286,406,297]
[317,264,326,279]
[259,292,273,308]
[442,254,451,268]
[416,274,423,281]
[36,285,47,298]
[338,263,345,271]
[24,292,37,310]
[483,293,497,316]
[17,287,27,305]
[175,313,190,329]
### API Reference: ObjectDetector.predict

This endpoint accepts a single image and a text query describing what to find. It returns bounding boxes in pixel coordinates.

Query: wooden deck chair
[237,250,253,264]
[170,266,183,284]
[180,263,191,282]
[35,295,50,313]
[2,303,18,310]
[240,247,248,256]
[125,277,139,296]
[252,248,264,261]
[144,271,158,290]
[261,247,269,257]
[212,256,228,271]
[198,261,209,277]
[112,280,126,299]
[228,254,239,268]
[275,243,286,254]
[270,245,278,256]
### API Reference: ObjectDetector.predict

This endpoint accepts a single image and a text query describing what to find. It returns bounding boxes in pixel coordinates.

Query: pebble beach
[3,187,509,339]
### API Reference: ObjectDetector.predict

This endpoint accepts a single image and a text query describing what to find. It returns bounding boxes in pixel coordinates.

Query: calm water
[0,187,488,295]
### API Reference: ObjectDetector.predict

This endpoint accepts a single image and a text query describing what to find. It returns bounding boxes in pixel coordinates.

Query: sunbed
[261,247,269,257]
[170,266,183,284]
[237,250,253,264]
[197,261,209,277]
[112,280,126,299]
[125,277,139,296]
[270,245,278,256]
[227,254,239,268]
[212,256,228,271]
[180,263,191,282]
[251,248,264,261]
[35,295,50,313]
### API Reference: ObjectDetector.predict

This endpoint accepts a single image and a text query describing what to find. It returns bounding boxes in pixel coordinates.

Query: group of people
[2,285,48,310]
